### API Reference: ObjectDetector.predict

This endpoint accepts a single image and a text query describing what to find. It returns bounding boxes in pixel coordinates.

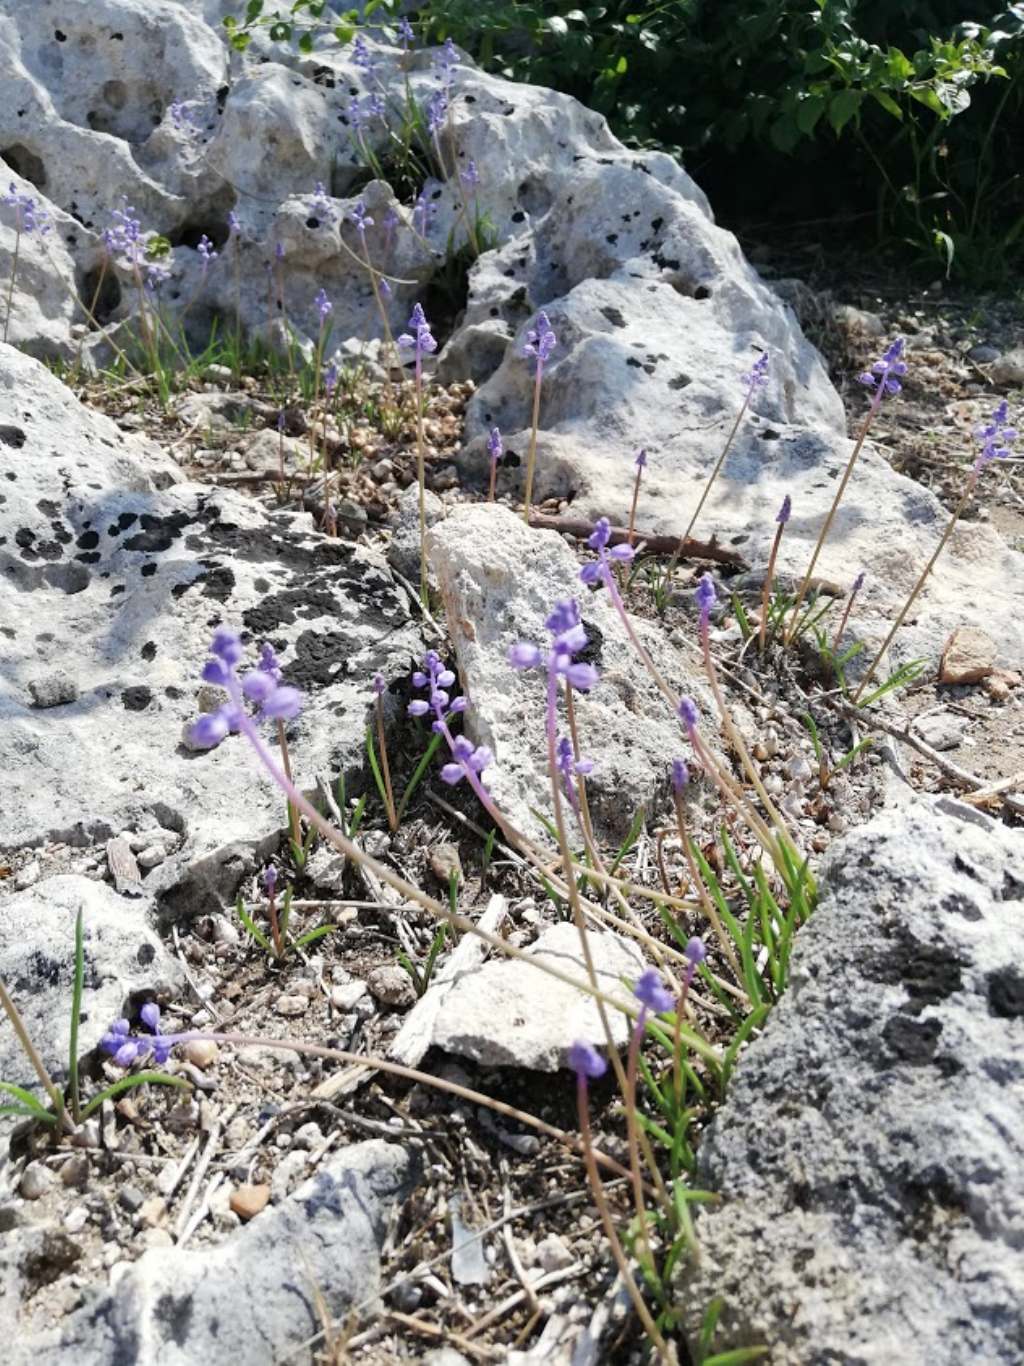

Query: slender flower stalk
[831,570,865,654]
[398,303,438,604]
[521,312,557,523]
[758,494,791,654]
[666,352,768,583]
[373,673,398,831]
[487,426,502,503]
[3,183,51,344]
[854,400,1016,700]
[785,338,906,645]
[262,864,283,958]
[626,970,675,1274]
[569,1042,670,1360]
[627,448,647,546]
[671,762,742,984]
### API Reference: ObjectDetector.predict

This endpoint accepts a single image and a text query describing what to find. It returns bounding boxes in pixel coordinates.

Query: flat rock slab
[8,1140,416,1365]
[681,797,1024,1365]
[429,921,646,1070]
[0,346,421,911]
[427,502,718,840]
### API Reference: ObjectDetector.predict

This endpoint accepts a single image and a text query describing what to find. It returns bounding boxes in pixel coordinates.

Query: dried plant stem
[414,362,428,605]
[276,720,301,852]
[487,456,497,503]
[673,791,743,985]
[2,227,21,344]
[666,390,751,581]
[575,1075,670,1361]
[830,578,863,654]
[785,396,882,645]
[375,694,398,832]
[758,520,787,654]
[853,481,975,701]
[521,363,544,523]
[0,976,68,1130]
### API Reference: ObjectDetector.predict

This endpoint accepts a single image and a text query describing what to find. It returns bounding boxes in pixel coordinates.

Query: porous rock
[12,1141,416,1365]
[0,345,421,911]
[427,502,715,840]
[429,921,646,1070]
[679,797,1024,1364]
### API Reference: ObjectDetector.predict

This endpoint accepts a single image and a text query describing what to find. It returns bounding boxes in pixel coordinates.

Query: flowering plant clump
[508,598,599,694]
[407,651,494,788]
[190,628,302,750]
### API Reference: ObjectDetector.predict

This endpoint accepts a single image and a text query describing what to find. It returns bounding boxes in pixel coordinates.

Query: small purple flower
[634,968,674,1015]
[190,631,303,748]
[508,641,543,669]
[776,494,792,525]
[4,183,51,237]
[523,311,557,371]
[398,17,415,50]
[974,398,1017,471]
[310,182,334,225]
[263,864,278,897]
[568,1040,607,1081]
[852,571,866,594]
[858,337,907,397]
[695,572,717,626]
[168,100,199,138]
[259,642,283,683]
[315,288,332,323]
[556,736,593,813]
[742,352,769,391]
[351,34,374,71]
[383,206,399,234]
[426,88,449,135]
[671,758,689,793]
[487,426,503,466]
[397,302,437,363]
[684,936,706,987]
[196,234,217,269]
[412,186,436,236]
[460,160,479,189]
[510,600,599,692]
[580,518,634,587]
[373,673,386,697]
[275,241,285,262]
[350,200,374,236]
[677,696,699,733]
[323,360,339,396]
[634,447,647,470]
[434,36,458,84]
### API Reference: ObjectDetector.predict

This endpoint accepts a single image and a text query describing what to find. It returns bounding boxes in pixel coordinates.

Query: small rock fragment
[940,627,997,684]
[14,860,41,890]
[429,843,463,885]
[20,1162,54,1200]
[135,845,166,870]
[274,993,309,1017]
[118,1185,146,1214]
[914,712,966,752]
[60,1154,90,1189]
[367,964,417,1008]
[331,980,368,1011]
[989,346,1024,385]
[183,1039,219,1069]
[535,1233,575,1273]
[28,673,79,708]
[106,836,143,895]
[229,1183,270,1221]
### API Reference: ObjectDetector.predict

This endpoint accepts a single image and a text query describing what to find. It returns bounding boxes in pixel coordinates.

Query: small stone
[292,1122,323,1150]
[270,1150,308,1202]
[183,1039,220,1069]
[989,347,1024,385]
[20,1162,54,1200]
[118,1184,146,1214]
[64,1206,89,1233]
[967,343,1001,365]
[535,1233,574,1273]
[135,844,166,869]
[429,843,463,885]
[914,712,966,752]
[785,755,813,782]
[366,964,417,1008]
[211,914,240,946]
[138,1196,167,1227]
[229,1183,270,1221]
[274,993,309,1017]
[940,627,997,684]
[331,980,368,1011]
[60,1154,90,1189]
[106,836,142,895]
[336,497,368,532]
[28,673,79,708]
[14,860,41,890]
[371,458,393,479]
[143,1228,174,1248]
[204,363,233,383]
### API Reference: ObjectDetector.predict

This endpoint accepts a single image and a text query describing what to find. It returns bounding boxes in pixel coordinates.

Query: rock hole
[168,220,231,252]
[516,178,553,217]
[102,79,127,110]
[0,144,47,190]
[79,262,122,327]
[0,424,27,449]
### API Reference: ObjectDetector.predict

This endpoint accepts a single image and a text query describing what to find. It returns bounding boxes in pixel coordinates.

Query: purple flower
[434,37,458,84]
[103,199,143,259]
[580,518,635,588]
[263,864,278,896]
[398,303,437,363]
[398,17,415,50]
[350,200,374,236]
[852,571,866,594]
[634,968,674,1014]
[742,352,769,391]
[373,673,386,697]
[412,187,436,236]
[857,337,907,397]
[101,1005,175,1067]
[460,160,479,189]
[383,206,399,234]
[677,696,699,733]
[323,359,340,395]
[351,34,374,71]
[315,288,332,323]
[556,736,593,813]
[567,1040,607,1081]
[407,652,492,789]
[197,234,217,269]
[310,181,334,225]
[523,311,557,371]
[974,398,1017,471]
[168,100,199,138]
[190,631,304,748]
[776,494,791,525]
[4,183,51,237]
[508,641,542,669]
[684,936,706,987]
[227,209,241,236]
[426,88,449,135]
[259,642,283,682]
[487,426,503,465]
[695,572,717,626]
[671,758,689,793]
[634,447,647,470]
[510,600,599,692]
[275,241,285,262]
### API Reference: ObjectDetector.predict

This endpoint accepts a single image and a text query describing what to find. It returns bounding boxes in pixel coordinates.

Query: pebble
[14,860,41,890]
[211,914,241,946]
[275,993,309,1017]
[429,843,463,885]
[64,1206,89,1233]
[940,626,996,684]
[144,1228,174,1248]
[367,963,417,1008]
[20,1161,54,1200]
[229,1183,271,1221]
[204,363,234,383]
[135,845,166,869]
[967,343,1001,364]
[292,1121,323,1150]
[183,1039,220,1069]
[60,1154,90,1189]
[535,1233,575,1273]
[138,1196,167,1228]
[270,1150,308,1202]
[785,755,813,783]
[28,673,79,708]
[331,980,368,1011]
[914,712,966,752]
[989,347,1024,385]
[118,1184,146,1214]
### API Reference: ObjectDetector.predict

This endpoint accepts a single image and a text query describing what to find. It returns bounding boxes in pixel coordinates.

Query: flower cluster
[407,652,492,787]
[487,426,503,467]
[101,1004,180,1067]
[190,629,302,749]
[974,399,1017,472]
[197,234,217,269]
[315,287,332,323]
[3,183,50,236]
[350,200,374,237]
[508,599,599,693]
[858,337,907,397]
[579,517,635,588]
[461,160,480,190]
[556,736,594,814]
[742,351,769,391]
[168,99,199,138]
[523,311,557,372]
[695,572,717,629]
[398,303,437,365]
[412,185,437,236]
[776,494,792,525]
[568,1039,607,1081]
[309,181,335,226]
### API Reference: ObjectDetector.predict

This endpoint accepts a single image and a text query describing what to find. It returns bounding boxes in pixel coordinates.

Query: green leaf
[0,1081,57,1124]
[245,0,264,20]
[295,924,338,948]
[397,731,443,822]
[79,1071,190,1121]
[298,31,314,53]
[828,88,862,133]
[795,94,826,134]
[334,23,356,43]
[236,893,272,952]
